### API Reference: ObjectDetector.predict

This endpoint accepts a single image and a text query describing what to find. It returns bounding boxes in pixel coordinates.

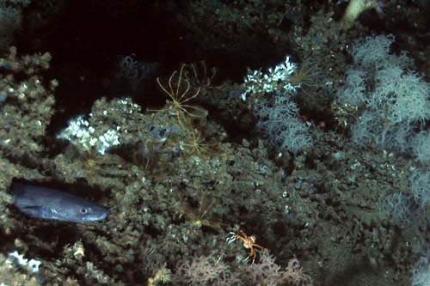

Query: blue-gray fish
[11,182,109,223]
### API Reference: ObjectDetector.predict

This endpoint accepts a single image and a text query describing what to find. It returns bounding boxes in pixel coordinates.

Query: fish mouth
[84,209,109,222]
[94,210,109,221]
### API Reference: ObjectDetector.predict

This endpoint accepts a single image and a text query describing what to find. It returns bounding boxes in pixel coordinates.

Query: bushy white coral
[412,256,430,286]
[57,115,121,155]
[338,35,430,154]
[412,131,430,164]
[256,94,312,154]
[241,56,300,100]
[7,250,41,274]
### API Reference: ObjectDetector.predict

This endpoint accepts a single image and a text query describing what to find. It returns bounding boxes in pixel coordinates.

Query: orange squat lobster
[227,230,265,263]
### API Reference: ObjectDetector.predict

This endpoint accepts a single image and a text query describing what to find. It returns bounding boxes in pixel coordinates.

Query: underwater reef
[0,0,429,285]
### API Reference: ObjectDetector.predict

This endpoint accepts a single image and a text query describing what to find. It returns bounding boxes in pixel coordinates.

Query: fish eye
[80,208,88,214]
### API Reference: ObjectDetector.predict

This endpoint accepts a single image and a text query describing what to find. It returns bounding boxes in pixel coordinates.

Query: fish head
[40,199,109,223]
[62,202,109,223]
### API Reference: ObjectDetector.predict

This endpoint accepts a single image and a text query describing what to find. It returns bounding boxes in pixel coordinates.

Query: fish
[11,182,109,223]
